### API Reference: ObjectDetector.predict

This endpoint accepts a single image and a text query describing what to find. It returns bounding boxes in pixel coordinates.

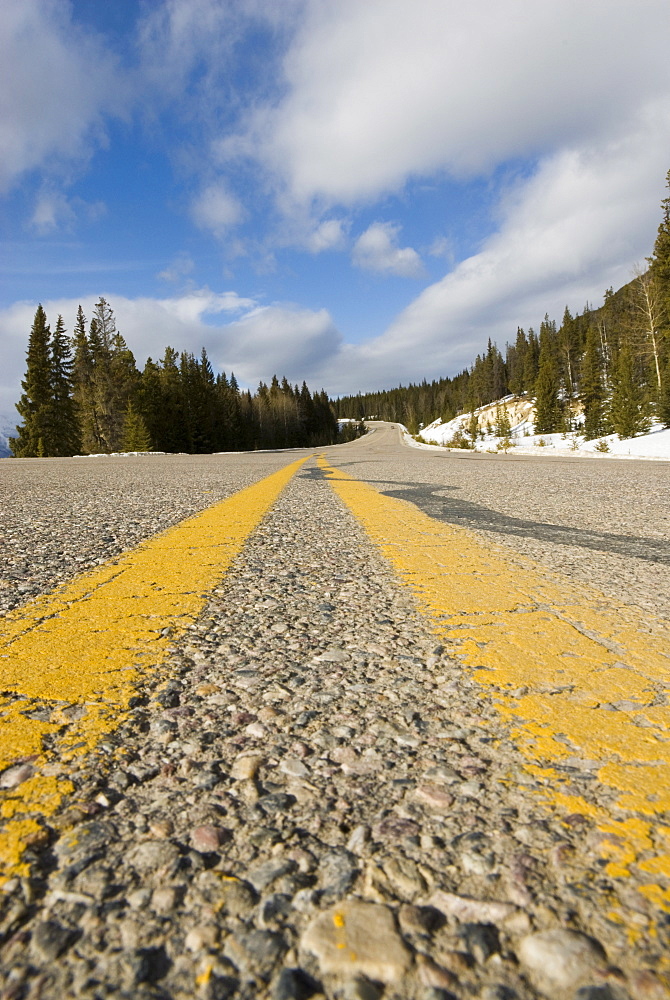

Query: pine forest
[10,298,340,457]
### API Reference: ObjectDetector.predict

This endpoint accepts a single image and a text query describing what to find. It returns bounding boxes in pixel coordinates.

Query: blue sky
[2,0,670,419]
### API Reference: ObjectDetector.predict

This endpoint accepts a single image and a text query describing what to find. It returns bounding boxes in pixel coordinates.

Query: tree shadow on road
[302,465,670,565]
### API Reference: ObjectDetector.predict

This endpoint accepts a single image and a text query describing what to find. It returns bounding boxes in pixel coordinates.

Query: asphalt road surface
[0,426,668,1000]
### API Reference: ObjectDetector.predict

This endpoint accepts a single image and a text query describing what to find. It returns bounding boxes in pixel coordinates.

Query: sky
[2,0,670,421]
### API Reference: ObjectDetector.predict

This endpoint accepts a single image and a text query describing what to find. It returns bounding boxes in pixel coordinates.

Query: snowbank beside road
[412,396,670,461]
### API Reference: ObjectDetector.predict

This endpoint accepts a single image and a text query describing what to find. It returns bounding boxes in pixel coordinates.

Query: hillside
[416,393,670,460]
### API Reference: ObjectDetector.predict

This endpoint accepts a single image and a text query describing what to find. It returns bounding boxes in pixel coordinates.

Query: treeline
[335,172,670,440]
[10,298,339,456]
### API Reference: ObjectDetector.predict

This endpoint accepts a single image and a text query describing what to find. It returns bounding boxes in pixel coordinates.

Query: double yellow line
[2,453,670,933]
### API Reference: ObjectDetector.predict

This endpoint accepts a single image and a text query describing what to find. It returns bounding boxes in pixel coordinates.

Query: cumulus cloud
[224,0,670,211]
[190,184,244,237]
[0,0,126,194]
[352,222,423,278]
[305,218,348,253]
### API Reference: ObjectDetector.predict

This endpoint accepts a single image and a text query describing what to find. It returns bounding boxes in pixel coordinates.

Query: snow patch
[413,395,670,461]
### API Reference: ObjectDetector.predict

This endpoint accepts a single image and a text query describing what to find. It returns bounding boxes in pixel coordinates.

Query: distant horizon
[2,0,669,417]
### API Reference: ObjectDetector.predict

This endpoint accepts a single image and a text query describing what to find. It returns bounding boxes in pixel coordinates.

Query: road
[0,426,669,1000]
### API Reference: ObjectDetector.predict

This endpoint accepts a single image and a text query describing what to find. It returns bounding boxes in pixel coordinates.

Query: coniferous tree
[121,402,152,451]
[216,371,243,451]
[522,328,540,392]
[108,331,140,450]
[87,314,112,451]
[659,359,670,427]
[580,326,609,439]
[650,168,670,324]
[494,402,511,437]
[298,381,319,442]
[609,340,651,439]
[534,319,563,433]
[72,307,102,453]
[196,348,218,451]
[83,297,139,452]
[12,296,344,455]
[137,358,162,446]
[314,389,338,444]
[11,305,53,457]
[558,306,580,400]
[49,315,80,455]
[156,347,187,452]
[507,328,528,395]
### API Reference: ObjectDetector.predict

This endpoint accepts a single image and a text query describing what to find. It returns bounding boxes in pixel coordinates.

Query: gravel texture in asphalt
[0,451,309,616]
[0,431,669,1000]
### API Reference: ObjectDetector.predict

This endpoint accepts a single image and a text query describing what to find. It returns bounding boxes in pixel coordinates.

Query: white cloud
[220,305,340,378]
[0,0,126,193]
[30,191,76,233]
[137,0,302,97]
[29,190,107,234]
[305,218,348,253]
[160,288,257,324]
[5,1,670,414]
[158,253,195,283]
[191,184,244,237]
[225,0,670,211]
[427,236,453,260]
[352,222,423,278]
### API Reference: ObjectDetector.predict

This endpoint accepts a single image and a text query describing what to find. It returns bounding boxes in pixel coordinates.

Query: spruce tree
[157,347,187,452]
[121,402,152,452]
[507,327,528,396]
[580,326,609,440]
[609,341,651,439]
[137,358,163,447]
[298,381,317,442]
[650,168,670,324]
[522,328,540,392]
[89,298,118,451]
[494,402,512,437]
[534,320,563,433]
[49,315,80,455]
[659,359,670,427]
[216,371,237,451]
[108,331,140,450]
[196,348,217,451]
[71,307,103,454]
[87,315,111,451]
[10,305,53,457]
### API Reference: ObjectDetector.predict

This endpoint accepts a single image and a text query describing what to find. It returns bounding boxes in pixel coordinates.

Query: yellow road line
[320,458,670,919]
[0,457,307,879]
